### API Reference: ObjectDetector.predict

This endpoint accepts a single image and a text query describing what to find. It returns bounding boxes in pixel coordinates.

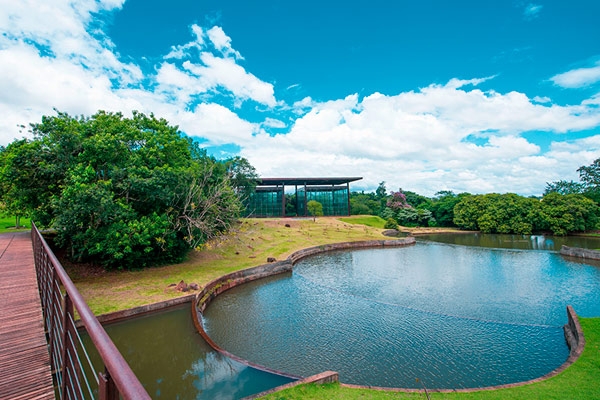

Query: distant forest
[349,158,600,236]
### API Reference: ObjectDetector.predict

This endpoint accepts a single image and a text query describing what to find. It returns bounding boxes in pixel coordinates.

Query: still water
[417,232,600,251]
[83,305,293,399]
[203,240,600,389]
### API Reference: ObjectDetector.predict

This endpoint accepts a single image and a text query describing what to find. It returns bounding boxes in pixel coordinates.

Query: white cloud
[183,54,276,106]
[178,103,258,145]
[0,1,277,145]
[523,4,543,20]
[242,81,600,196]
[551,61,600,88]
[533,96,551,103]
[1,1,599,198]
[262,118,287,129]
[206,26,242,59]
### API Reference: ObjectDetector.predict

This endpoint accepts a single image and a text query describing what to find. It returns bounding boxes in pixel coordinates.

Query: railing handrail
[32,222,151,400]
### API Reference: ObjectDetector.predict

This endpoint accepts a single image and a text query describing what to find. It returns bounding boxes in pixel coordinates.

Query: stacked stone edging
[563,305,585,360]
[560,245,600,261]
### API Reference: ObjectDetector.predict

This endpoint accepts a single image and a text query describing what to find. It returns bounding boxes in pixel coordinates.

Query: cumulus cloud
[1,1,599,197]
[242,81,600,196]
[551,61,600,88]
[0,3,276,145]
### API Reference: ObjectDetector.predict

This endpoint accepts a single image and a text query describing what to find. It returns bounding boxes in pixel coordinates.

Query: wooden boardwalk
[0,231,55,400]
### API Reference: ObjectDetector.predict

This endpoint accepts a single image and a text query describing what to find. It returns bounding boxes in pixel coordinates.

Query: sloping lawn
[68,217,388,315]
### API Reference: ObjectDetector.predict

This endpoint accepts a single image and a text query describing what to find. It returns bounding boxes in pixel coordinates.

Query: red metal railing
[32,222,151,400]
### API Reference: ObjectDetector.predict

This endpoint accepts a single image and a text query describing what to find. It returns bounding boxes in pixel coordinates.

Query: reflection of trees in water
[184,351,242,388]
[418,233,600,251]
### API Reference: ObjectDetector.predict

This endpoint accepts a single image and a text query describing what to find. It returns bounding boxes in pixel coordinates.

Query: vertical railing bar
[66,316,96,399]
[69,312,100,386]
[61,293,73,399]
[65,348,87,400]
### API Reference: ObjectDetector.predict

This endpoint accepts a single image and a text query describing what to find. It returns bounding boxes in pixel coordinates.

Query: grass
[260,317,600,399]
[339,215,388,229]
[68,217,388,315]
[0,215,31,234]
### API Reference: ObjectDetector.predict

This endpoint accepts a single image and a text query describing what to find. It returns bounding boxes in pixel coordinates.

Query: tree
[224,156,259,201]
[307,200,323,221]
[453,193,542,234]
[539,192,599,235]
[544,180,585,196]
[350,191,380,215]
[578,158,600,203]
[375,181,387,199]
[0,110,244,269]
[578,158,600,187]
[385,188,435,227]
[429,191,469,227]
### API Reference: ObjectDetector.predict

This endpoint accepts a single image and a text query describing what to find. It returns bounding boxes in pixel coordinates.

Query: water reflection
[417,232,600,251]
[82,305,293,399]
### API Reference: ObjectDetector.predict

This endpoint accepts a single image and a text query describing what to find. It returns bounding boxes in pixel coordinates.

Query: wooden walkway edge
[0,231,55,400]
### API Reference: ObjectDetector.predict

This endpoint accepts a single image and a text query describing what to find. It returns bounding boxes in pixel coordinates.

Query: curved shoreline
[92,236,586,395]
[192,238,415,379]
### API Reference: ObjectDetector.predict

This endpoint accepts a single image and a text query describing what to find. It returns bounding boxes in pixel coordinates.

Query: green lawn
[0,215,30,234]
[339,215,388,229]
[260,317,600,399]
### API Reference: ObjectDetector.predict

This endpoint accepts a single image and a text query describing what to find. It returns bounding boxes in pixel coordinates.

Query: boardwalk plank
[0,232,55,400]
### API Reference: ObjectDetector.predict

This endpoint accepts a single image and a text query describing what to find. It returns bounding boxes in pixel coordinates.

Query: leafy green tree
[307,200,323,221]
[453,192,598,235]
[578,158,600,203]
[0,110,243,269]
[384,218,398,230]
[403,190,432,209]
[453,193,541,234]
[578,158,600,187]
[375,181,387,200]
[544,180,585,195]
[429,191,469,227]
[350,191,381,215]
[539,192,599,235]
[224,156,259,201]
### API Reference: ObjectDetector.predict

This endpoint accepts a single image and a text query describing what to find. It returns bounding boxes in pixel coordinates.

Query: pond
[202,237,600,389]
[83,305,294,399]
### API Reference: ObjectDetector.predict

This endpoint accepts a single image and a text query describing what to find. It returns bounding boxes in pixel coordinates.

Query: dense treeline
[0,111,256,269]
[350,158,600,236]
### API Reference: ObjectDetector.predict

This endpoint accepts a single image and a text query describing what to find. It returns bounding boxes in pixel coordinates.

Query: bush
[384,218,399,230]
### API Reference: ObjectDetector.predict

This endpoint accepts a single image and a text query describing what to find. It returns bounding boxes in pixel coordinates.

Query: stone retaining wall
[560,245,600,261]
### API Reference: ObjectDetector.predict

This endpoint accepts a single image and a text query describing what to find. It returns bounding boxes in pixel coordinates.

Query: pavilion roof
[256,177,362,186]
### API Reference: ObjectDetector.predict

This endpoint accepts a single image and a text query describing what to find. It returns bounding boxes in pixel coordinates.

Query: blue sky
[1,0,600,196]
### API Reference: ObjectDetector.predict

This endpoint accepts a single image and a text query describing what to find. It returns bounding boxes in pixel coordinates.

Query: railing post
[99,369,119,400]
[61,293,74,398]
